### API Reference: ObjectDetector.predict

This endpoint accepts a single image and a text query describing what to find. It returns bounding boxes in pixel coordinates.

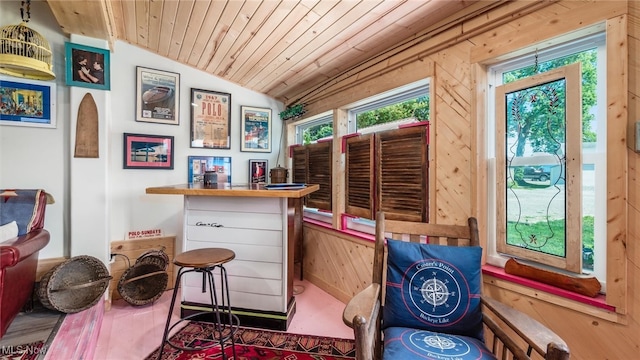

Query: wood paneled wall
[300,1,640,357]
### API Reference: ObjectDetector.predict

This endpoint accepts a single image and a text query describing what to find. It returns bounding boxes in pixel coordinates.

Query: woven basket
[135,249,169,270]
[38,255,111,314]
[117,262,168,306]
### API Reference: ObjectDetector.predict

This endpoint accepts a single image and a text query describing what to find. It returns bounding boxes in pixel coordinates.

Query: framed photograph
[187,156,232,183]
[241,106,272,152]
[190,88,231,149]
[0,76,56,128]
[136,66,180,125]
[123,133,174,169]
[249,159,268,184]
[65,42,110,90]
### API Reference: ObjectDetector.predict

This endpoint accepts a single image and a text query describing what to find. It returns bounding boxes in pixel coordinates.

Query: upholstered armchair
[0,189,51,338]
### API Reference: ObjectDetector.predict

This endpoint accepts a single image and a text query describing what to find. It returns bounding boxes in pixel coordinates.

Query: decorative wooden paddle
[74,93,99,158]
[504,258,601,297]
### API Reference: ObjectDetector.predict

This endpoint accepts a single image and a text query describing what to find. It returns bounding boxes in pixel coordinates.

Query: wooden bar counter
[146,183,318,330]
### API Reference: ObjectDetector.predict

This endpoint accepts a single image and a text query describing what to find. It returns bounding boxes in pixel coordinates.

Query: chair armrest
[481,296,570,359]
[343,283,381,328]
[343,283,382,360]
[0,229,50,268]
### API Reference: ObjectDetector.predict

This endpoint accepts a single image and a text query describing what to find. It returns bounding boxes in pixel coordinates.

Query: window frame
[495,63,583,273]
[485,33,607,286]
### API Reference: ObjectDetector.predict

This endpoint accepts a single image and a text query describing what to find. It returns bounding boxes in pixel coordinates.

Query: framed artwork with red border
[123,133,174,169]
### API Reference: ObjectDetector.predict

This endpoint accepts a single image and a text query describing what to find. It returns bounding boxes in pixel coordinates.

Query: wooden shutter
[345,134,374,219]
[376,126,428,222]
[291,145,308,206]
[306,141,332,210]
[291,145,308,184]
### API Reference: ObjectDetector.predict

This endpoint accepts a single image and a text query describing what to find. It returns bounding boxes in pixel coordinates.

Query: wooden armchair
[342,212,570,360]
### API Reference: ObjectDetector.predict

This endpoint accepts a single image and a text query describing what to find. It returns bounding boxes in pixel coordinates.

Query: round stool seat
[174,248,235,268]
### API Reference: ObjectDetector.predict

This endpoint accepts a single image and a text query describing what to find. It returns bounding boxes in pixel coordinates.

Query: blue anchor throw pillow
[383,239,484,341]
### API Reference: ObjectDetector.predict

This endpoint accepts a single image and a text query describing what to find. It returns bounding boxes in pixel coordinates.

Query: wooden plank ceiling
[45,0,483,104]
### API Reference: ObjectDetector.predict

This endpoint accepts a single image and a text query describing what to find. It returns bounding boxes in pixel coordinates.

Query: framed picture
[241,106,272,152]
[249,159,268,184]
[65,42,110,90]
[123,133,174,169]
[136,66,180,125]
[187,156,232,183]
[190,88,231,149]
[0,76,56,128]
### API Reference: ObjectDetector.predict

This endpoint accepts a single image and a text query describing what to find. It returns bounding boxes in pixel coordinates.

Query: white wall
[107,40,283,253]
[0,1,284,263]
[0,0,69,259]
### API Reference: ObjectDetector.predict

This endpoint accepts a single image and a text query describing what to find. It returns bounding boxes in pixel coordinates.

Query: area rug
[145,321,356,360]
[0,341,44,360]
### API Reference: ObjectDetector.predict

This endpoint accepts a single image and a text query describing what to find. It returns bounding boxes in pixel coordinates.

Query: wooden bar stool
[157,248,239,360]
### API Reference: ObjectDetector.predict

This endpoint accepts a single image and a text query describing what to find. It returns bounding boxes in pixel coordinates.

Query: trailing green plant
[280,104,306,120]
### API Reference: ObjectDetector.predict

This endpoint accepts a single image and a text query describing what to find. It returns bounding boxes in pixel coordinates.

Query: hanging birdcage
[0,22,55,80]
[0,0,55,80]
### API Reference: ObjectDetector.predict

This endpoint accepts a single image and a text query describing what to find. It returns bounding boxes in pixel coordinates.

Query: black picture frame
[135,66,180,125]
[240,105,272,152]
[249,159,268,184]
[123,133,174,169]
[190,88,231,149]
[187,155,232,183]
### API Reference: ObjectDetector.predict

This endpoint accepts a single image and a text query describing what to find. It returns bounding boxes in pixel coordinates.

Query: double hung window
[487,33,606,285]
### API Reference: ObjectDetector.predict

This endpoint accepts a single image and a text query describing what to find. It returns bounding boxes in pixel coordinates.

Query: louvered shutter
[291,145,308,206]
[345,134,374,219]
[291,145,308,184]
[376,126,428,222]
[307,141,332,210]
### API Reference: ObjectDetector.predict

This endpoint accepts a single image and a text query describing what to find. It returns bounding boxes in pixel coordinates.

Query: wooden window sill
[482,265,625,323]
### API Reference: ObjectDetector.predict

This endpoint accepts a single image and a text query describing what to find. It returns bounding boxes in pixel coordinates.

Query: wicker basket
[135,249,169,270]
[115,248,169,306]
[38,255,111,314]
[117,261,168,306]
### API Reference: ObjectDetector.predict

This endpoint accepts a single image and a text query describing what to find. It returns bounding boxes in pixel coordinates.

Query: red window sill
[482,264,614,311]
[304,216,375,242]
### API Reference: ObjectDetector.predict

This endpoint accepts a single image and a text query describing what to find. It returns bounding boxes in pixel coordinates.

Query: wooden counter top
[146,183,319,198]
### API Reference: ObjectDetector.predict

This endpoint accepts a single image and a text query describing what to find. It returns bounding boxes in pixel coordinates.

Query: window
[344,81,430,232]
[487,34,606,286]
[292,80,431,232]
[296,113,333,144]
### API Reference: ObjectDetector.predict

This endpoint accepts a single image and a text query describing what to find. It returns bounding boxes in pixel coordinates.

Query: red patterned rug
[145,321,356,360]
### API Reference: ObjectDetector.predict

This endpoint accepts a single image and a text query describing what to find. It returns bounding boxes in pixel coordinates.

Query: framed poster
[123,133,174,169]
[136,66,180,125]
[187,156,232,183]
[0,76,56,128]
[241,105,271,152]
[249,159,268,184]
[190,88,231,149]
[65,42,110,90]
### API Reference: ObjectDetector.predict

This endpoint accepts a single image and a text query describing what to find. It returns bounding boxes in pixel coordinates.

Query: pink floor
[94,279,353,359]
